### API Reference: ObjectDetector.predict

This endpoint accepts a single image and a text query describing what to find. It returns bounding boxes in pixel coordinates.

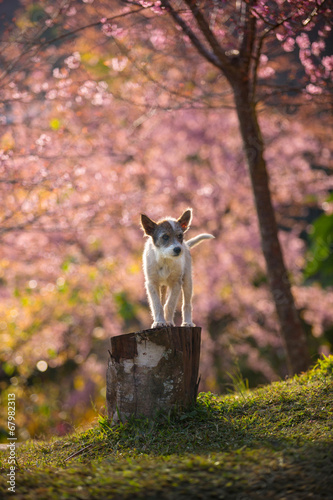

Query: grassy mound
[1,356,332,499]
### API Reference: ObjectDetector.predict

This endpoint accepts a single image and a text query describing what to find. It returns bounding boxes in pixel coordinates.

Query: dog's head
[141,209,192,258]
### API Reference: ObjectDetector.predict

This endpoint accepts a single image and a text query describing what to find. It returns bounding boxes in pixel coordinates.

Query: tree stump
[106,326,201,423]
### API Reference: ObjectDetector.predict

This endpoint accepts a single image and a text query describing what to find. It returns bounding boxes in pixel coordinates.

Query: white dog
[141,208,214,328]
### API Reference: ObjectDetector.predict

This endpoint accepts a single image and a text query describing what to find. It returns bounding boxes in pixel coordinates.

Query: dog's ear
[141,214,157,236]
[177,209,192,232]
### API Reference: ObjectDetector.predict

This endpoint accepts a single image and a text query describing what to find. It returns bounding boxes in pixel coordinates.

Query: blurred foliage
[304,194,333,287]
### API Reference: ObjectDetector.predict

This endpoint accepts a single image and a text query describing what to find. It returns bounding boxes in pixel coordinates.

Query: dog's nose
[173,247,181,256]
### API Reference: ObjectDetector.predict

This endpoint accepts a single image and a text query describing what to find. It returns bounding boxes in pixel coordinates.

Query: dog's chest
[158,262,172,281]
[157,259,184,285]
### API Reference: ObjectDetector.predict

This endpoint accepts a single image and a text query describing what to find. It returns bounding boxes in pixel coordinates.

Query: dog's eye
[162,234,169,241]
[177,234,183,241]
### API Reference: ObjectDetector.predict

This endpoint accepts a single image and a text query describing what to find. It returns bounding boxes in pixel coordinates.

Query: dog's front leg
[164,281,182,326]
[146,282,166,328]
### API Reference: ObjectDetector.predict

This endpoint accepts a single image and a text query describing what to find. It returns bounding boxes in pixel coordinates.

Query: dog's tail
[186,234,215,248]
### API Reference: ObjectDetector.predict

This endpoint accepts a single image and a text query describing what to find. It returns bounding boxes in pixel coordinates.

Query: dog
[140,208,214,328]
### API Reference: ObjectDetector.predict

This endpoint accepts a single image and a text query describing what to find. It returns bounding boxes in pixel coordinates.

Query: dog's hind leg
[164,282,182,326]
[160,285,167,307]
[181,272,195,327]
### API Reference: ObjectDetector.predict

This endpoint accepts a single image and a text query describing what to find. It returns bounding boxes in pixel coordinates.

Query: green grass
[1,356,333,499]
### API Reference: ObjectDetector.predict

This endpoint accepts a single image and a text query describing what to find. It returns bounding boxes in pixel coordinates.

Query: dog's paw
[181,322,196,327]
[152,321,167,329]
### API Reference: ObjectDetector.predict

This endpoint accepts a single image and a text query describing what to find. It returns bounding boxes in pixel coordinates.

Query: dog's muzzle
[173,247,181,256]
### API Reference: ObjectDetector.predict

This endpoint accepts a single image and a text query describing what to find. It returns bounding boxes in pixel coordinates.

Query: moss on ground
[1,356,332,499]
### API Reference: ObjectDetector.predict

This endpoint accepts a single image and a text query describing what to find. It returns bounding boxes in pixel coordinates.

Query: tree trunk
[233,81,310,375]
[106,326,201,423]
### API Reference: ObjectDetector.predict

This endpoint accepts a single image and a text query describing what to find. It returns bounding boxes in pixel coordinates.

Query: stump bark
[106,326,201,423]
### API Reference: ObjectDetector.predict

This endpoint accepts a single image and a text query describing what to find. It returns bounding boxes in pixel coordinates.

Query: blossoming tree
[86,0,332,374]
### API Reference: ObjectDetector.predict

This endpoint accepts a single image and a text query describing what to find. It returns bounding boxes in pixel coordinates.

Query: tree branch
[39,7,146,48]
[160,0,223,71]
[181,0,237,80]
[239,0,257,72]
[250,11,293,101]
